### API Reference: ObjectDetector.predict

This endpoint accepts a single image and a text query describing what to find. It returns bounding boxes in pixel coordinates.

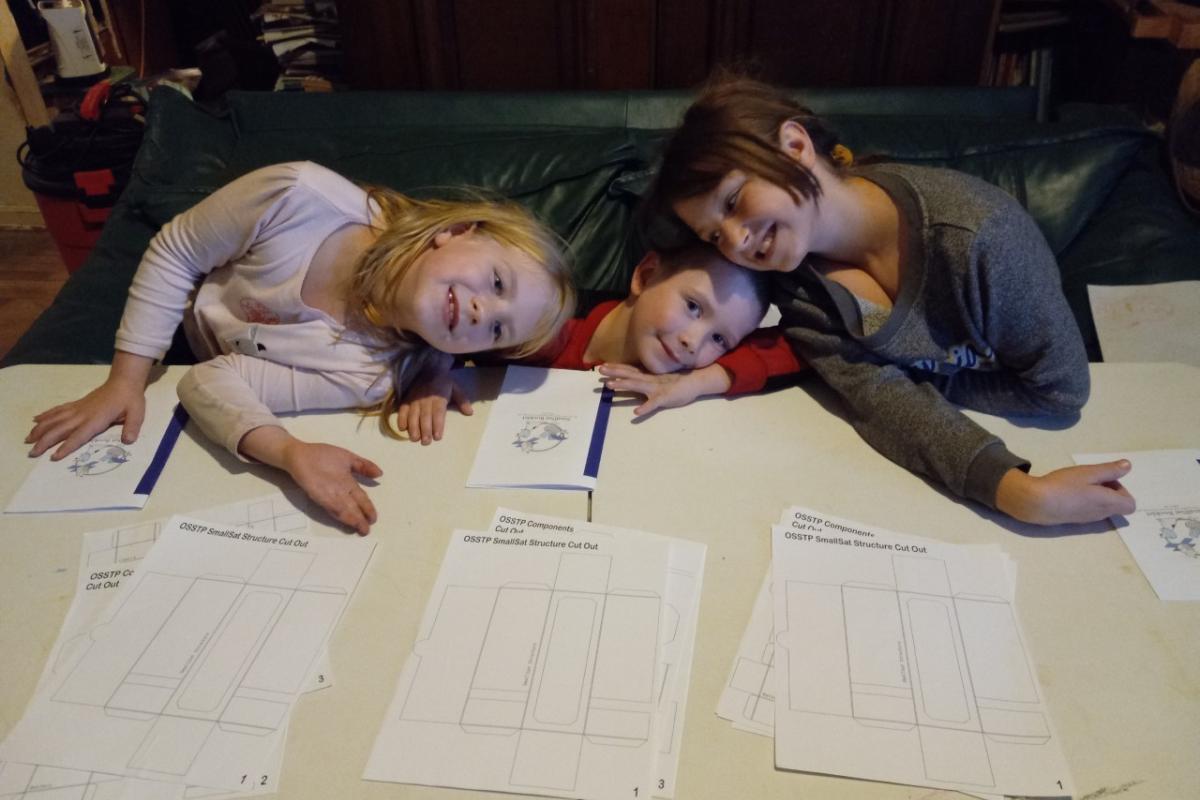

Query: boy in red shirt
[398,244,804,443]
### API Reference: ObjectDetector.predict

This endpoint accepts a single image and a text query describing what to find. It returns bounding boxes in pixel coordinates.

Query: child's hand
[598,362,733,416]
[395,367,473,445]
[280,440,382,535]
[239,426,381,535]
[995,460,1136,526]
[26,376,147,460]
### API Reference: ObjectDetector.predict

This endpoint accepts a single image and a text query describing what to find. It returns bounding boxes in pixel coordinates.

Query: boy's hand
[995,460,1136,526]
[598,362,733,416]
[395,366,473,445]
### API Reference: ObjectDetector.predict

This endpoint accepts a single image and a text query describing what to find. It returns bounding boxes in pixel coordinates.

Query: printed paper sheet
[770,507,1071,798]
[716,570,776,737]
[0,516,374,790]
[486,509,706,798]
[1088,282,1200,367]
[1075,449,1200,601]
[0,495,318,800]
[364,523,670,800]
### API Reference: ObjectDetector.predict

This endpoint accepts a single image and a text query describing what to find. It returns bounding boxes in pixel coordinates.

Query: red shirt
[526,300,806,395]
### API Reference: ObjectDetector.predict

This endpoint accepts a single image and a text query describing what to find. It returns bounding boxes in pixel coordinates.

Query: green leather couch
[5,86,1198,367]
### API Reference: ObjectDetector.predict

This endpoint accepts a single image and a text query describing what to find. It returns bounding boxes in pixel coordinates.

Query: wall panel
[340,0,999,91]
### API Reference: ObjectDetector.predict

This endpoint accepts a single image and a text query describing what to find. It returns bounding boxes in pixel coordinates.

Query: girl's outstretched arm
[28,165,324,461]
[178,356,390,534]
[239,425,382,535]
[995,460,1136,526]
[25,351,155,459]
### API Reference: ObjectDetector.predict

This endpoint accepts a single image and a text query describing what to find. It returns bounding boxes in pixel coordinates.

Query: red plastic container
[30,168,117,273]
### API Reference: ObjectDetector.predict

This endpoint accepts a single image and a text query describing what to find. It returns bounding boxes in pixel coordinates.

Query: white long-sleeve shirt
[115,162,413,456]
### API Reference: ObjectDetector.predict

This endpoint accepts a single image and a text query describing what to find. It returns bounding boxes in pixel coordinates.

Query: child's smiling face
[669,120,827,274]
[672,169,816,273]
[391,226,555,354]
[625,252,765,373]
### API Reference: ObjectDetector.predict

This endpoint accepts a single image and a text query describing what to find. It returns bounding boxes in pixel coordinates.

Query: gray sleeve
[939,205,1090,417]
[781,300,1028,509]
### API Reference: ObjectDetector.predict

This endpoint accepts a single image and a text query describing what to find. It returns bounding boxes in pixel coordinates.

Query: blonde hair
[346,187,575,437]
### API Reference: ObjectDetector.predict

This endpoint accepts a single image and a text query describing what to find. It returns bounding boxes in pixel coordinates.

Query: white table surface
[1,362,1197,800]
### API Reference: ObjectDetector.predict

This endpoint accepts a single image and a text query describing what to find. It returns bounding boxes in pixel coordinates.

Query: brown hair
[650,73,844,218]
[656,242,771,322]
[346,187,576,437]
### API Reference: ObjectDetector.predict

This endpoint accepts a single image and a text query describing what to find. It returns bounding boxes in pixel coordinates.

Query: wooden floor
[0,229,69,362]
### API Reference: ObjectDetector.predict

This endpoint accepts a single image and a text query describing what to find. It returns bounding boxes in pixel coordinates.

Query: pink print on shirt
[239,298,281,325]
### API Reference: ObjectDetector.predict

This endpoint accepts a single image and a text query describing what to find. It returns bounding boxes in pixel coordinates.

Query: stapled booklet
[5,380,188,514]
[466,366,612,490]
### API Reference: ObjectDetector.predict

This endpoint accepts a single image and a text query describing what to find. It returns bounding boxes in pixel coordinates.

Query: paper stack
[0,495,373,798]
[364,508,705,800]
[718,506,1074,799]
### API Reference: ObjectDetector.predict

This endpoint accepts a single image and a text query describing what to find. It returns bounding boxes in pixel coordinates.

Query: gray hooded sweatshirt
[772,162,1089,509]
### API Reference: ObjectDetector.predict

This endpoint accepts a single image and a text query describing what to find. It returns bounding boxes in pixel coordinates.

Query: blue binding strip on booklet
[134,403,190,496]
[583,386,614,479]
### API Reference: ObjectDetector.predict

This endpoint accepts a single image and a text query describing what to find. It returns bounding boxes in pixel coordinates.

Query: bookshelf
[984,0,1074,120]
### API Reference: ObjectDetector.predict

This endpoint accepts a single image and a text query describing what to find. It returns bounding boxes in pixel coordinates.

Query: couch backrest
[130,88,1149,282]
[2,86,1168,366]
[222,86,1040,131]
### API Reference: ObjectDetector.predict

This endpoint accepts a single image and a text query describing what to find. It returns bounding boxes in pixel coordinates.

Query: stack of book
[252,0,342,92]
[985,0,1072,120]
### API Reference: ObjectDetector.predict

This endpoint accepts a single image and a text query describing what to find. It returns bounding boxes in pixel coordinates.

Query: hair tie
[830,143,854,167]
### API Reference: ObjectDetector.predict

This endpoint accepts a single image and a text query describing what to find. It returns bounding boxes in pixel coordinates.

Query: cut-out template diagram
[720,574,775,736]
[482,509,704,799]
[47,547,344,786]
[647,560,700,800]
[0,762,135,800]
[392,552,661,797]
[651,601,678,749]
[726,637,775,734]
[84,497,307,571]
[652,568,691,762]
[779,554,1054,792]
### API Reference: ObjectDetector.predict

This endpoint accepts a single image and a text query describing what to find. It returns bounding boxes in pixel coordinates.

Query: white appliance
[37,0,107,81]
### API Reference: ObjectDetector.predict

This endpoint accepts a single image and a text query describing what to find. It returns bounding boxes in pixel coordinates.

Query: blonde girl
[27,161,574,534]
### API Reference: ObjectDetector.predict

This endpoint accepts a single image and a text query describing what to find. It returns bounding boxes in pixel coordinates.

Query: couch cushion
[132,87,238,192]
[829,115,1151,255]
[624,86,1038,129]
[626,114,1151,257]
[229,90,635,129]
[219,109,652,293]
[226,87,1037,133]
[1059,146,1200,360]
